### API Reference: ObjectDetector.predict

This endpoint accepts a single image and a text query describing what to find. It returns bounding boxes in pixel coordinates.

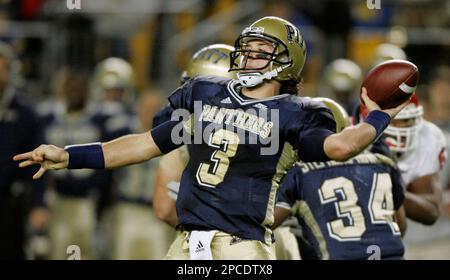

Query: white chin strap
[237,66,286,88]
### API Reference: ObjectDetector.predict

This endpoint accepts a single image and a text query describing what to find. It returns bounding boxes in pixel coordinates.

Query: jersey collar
[226,80,289,105]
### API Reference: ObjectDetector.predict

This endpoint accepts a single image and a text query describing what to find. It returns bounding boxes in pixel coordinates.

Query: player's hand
[13,144,69,179]
[360,87,412,119]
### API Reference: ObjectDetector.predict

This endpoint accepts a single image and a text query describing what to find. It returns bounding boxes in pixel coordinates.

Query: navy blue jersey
[277,153,405,259]
[38,102,131,198]
[151,76,336,244]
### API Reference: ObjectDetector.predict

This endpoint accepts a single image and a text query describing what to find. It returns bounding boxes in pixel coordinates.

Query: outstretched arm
[103,132,162,168]
[13,132,162,179]
[324,88,411,161]
[14,116,187,179]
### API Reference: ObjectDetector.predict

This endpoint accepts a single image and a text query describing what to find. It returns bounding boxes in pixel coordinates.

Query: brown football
[362,59,419,109]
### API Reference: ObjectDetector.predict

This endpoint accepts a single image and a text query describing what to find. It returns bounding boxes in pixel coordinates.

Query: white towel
[189,230,216,260]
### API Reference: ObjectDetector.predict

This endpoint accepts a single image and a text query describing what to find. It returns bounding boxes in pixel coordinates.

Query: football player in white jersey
[384,93,447,226]
[383,93,449,259]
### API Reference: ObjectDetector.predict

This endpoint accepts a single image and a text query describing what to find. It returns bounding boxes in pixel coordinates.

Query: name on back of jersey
[300,153,394,173]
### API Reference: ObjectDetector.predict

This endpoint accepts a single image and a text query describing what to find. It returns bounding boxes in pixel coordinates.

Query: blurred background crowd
[0,0,449,260]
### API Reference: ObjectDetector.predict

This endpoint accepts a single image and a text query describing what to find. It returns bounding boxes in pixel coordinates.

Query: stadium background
[0,0,449,260]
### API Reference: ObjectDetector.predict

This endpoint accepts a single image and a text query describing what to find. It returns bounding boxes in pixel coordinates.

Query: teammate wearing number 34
[14,16,410,260]
[274,103,406,260]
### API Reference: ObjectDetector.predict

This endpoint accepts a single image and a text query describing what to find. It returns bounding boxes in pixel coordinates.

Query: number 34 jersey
[276,153,405,260]
[155,76,336,244]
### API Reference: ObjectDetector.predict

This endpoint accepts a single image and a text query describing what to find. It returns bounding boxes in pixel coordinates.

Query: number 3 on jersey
[196,129,240,187]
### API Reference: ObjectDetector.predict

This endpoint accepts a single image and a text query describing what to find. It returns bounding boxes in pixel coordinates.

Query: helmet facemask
[230,34,293,87]
[384,103,423,154]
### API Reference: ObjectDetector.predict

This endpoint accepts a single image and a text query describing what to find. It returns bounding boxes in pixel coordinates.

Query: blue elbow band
[364,110,391,141]
[65,142,105,169]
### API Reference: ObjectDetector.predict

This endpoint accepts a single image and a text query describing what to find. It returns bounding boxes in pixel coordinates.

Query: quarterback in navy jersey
[161,75,336,244]
[15,16,411,260]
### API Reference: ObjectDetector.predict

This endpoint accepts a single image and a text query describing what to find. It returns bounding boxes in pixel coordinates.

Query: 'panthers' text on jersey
[151,76,336,244]
[276,153,405,259]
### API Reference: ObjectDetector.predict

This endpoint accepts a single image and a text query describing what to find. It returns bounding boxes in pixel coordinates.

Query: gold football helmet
[230,16,307,87]
[181,44,236,83]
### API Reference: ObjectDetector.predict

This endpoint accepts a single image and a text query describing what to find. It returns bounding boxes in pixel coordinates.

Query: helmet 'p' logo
[285,24,300,44]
